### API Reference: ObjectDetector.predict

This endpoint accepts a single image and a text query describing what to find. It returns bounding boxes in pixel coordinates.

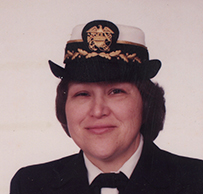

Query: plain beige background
[1,0,203,193]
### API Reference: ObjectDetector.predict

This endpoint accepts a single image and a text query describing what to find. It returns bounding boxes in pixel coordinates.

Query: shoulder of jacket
[13,151,82,178]
[149,141,203,173]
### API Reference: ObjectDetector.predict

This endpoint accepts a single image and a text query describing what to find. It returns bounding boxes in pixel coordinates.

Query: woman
[10,20,203,194]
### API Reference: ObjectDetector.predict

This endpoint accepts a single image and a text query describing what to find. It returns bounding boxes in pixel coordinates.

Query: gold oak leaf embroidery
[65,49,141,63]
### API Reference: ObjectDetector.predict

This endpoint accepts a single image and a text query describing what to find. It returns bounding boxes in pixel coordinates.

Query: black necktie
[89,172,129,194]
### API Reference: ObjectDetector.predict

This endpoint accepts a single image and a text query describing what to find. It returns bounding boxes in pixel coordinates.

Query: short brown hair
[55,79,165,141]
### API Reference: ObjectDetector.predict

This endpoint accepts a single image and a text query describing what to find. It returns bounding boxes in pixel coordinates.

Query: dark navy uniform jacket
[10,141,203,194]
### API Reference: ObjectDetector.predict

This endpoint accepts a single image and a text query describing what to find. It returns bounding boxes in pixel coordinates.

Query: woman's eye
[74,92,90,97]
[110,89,126,95]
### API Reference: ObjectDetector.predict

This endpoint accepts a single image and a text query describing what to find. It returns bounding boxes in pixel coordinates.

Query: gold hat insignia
[86,25,114,51]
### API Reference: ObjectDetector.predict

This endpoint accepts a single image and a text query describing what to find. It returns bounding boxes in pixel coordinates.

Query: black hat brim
[48,59,161,82]
[49,60,65,79]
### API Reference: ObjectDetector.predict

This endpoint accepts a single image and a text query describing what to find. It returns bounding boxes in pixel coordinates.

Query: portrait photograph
[0,0,203,193]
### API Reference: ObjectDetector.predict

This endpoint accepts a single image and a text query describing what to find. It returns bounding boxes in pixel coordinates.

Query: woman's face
[65,82,143,168]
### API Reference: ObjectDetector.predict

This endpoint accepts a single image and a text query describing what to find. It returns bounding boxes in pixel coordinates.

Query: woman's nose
[89,96,110,118]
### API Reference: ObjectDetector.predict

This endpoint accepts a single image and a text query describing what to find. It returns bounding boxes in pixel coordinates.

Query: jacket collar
[50,141,173,193]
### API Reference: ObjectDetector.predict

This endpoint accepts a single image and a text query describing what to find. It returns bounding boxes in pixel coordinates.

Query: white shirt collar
[84,135,144,184]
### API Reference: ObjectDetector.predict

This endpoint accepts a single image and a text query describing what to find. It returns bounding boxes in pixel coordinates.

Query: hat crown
[117,24,145,46]
[70,23,145,47]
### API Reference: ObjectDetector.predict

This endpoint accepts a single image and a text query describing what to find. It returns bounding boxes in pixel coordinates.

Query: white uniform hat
[49,20,161,82]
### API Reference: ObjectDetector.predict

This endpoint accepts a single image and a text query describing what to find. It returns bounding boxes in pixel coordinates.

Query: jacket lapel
[51,150,91,194]
[125,141,173,193]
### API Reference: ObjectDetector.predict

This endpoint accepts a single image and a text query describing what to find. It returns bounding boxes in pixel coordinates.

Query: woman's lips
[85,125,116,134]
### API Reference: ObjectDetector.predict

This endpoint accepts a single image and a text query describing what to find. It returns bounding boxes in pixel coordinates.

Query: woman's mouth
[85,125,116,134]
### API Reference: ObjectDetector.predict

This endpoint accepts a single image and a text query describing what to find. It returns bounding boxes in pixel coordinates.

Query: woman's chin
[85,146,119,164]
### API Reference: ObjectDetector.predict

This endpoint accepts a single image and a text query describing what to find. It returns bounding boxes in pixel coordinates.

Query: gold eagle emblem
[86,25,114,51]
